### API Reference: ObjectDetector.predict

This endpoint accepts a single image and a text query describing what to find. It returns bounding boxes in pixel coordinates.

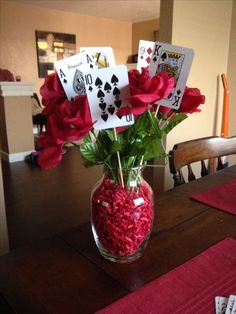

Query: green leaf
[129,110,152,138]
[146,110,163,138]
[104,129,115,141]
[80,141,105,164]
[81,133,92,144]
[110,141,122,154]
[127,139,145,156]
[142,136,166,160]
[163,113,187,134]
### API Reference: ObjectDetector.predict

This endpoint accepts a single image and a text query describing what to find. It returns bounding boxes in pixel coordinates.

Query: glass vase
[91,166,154,263]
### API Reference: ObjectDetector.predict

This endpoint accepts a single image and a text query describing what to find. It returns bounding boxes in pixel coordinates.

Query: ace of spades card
[54,52,97,100]
[137,40,155,72]
[83,65,134,130]
[80,47,116,69]
[149,42,194,110]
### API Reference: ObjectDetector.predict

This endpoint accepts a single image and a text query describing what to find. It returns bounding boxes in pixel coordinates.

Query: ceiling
[6,0,160,23]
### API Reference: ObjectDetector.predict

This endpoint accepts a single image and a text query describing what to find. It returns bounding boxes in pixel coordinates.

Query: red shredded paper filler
[92,177,153,256]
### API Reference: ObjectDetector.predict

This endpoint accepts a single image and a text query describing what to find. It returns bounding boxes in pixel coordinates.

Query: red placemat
[96,238,236,314]
[191,179,236,214]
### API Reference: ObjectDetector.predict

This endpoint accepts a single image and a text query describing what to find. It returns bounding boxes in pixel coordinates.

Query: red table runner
[191,179,236,215]
[96,238,236,314]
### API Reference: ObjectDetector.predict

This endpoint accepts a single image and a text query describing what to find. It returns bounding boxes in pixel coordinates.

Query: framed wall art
[35,30,76,78]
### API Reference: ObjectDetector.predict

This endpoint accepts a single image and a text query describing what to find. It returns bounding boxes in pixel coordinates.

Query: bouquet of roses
[37,67,205,172]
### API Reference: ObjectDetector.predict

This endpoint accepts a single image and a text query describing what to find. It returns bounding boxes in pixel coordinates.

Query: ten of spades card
[54,52,97,100]
[149,41,194,110]
[137,40,155,72]
[83,65,134,130]
[80,47,116,69]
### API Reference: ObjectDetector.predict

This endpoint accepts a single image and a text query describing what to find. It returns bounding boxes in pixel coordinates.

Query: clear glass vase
[91,166,154,263]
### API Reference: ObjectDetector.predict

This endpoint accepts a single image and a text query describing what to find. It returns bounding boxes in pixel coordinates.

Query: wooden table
[0,165,236,314]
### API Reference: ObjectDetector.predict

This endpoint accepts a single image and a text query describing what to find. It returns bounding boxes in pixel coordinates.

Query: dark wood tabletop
[0,163,236,314]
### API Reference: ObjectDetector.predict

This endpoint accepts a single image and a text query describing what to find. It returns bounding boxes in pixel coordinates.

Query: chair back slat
[200,160,209,177]
[169,136,236,187]
[217,156,224,171]
[187,164,195,182]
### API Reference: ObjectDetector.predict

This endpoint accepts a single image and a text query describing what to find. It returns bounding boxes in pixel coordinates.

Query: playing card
[226,295,236,314]
[83,65,134,130]
[80,47,116,69]
[215,296,229,314]
[54,52,96,100]
[231,296,236,314]
[137,40,155,72]
[149,41,194,110]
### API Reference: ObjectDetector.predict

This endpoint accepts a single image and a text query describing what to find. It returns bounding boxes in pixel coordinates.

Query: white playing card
[137,40,155,72]
[83,65,134,130]
[231,296,236,314]
[215,296,229,314]
[54,52,96,100]
[80,47,116,69]
[226,295,236,314]
[149,41,194,110]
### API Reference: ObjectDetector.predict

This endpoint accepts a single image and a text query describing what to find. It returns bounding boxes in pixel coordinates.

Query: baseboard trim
[0,150,32,162]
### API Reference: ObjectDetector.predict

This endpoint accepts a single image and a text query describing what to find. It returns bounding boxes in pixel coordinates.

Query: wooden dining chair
[168,136,236,187]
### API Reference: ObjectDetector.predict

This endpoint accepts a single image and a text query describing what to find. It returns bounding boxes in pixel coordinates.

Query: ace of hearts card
[83,65,134,130]
[149,41,194,110]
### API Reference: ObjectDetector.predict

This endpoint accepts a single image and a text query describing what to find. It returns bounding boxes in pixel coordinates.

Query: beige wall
[132,19,159,55]
[160,0,234,190]
[0,1,132,94]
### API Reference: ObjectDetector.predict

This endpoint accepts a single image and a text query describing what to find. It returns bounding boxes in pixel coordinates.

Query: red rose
[129,68,174,97]
[179,87,205,114]
[40,72,66,115]
[37,145,63,169]
[37,95,93,169]
[118,68,175,116]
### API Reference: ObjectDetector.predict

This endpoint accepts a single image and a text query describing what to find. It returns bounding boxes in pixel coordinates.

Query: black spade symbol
[113,86,120,96]
[97,89,105,98]
[104,82,112,93]
[89,86,93,92]
[177,89,181,95]
[101,112,108,122]
[63,78,67,84]
[117,114,122,119]
[108,106,115,115]
[111,74,119,85]
[168,92,173,99]
[114,100,122,108]
[95,77,103,88]
[153,56,157,63]
[99,102,106,111]
[161,52,167,61]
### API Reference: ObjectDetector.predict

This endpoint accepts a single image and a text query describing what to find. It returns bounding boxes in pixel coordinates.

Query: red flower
[118,67,175,116]
[179,87,205,114]
[37,145,63,169]
[40,72,66,115]
[37,93,93,169]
